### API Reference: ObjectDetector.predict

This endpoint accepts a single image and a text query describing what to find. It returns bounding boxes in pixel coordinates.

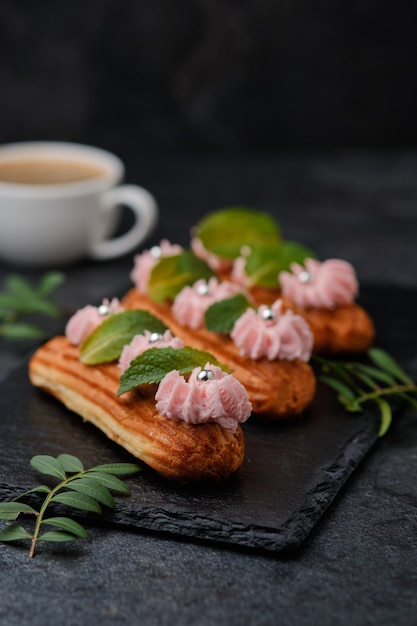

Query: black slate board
[0,286,413,555]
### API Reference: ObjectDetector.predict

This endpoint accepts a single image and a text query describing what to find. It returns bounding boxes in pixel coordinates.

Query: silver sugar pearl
[197,369,215,382]
[97,303,111,316]
[196,282,210,296]
[298,270,311,283]
[148,332,163,343]
[150,245,162,258]
[260,307,275,321]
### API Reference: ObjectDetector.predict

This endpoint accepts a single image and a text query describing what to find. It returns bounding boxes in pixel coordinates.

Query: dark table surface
[1,150,417,626]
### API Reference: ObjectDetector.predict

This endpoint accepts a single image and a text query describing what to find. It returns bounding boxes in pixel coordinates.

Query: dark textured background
[1,4,417,625]
[1,0,417,154]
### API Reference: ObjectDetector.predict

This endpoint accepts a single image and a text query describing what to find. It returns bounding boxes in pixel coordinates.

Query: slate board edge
[104,419,380,554]
[0,419,380,556]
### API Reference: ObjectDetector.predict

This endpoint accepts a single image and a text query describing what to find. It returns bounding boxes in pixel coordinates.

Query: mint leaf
[245,240,316,288]
[118,346,229,395]
[148,250,214,302]
[80,310,167,365]
[205,294,251,333]
[195,206,281,259]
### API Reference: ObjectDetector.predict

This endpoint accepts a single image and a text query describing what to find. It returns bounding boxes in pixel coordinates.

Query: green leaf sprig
[314,348,417,436]
[0,272,65,340]
[118,346,230,396]
[0,454,140,557]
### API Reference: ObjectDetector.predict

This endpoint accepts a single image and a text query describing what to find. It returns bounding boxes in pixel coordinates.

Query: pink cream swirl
[279,258,359,309]
[230,256,249,286]
[118,330,184,372]
[172,277,247,329]
[155,363,252,431]
[65,298,124,345]
[130,239,183,293]
[231,300,313,361]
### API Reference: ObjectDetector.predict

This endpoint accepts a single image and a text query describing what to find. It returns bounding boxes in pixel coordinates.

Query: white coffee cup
[0,141,158,267]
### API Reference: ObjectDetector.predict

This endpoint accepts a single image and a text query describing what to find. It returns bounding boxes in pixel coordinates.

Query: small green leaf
[38,530,79,543]
[85,472,131,494]
[245,241,316,288]
[80,309,167,365]
[38,271,66,296]
[376,397,392,436]
[368,348,413,384]
[0,502,38,521]
[52,491,102,514]
[318,360,359,390]
[30,455,66,480]
[5,275,60,317]
[118,346,229,395]
[57,454,84,473]
[0,293,27,312]
[320,376,357,401]
[5,274,37,299]
[205,294,251,333]
[24,297,61,318]
[0,524,32,542]
[66,478,114,509]
[15,485,52,498]
[351,370,378,390]
[89,463,141,477]
[148,251,214,303]
[43,516,88,538]
[0,322,47,339]
[195,207,281,259]
[353,363,397,386]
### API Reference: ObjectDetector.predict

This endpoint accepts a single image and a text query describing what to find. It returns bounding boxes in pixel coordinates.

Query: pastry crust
[248,285,375,354]
[122,289,316,419]
[29,337,245,483]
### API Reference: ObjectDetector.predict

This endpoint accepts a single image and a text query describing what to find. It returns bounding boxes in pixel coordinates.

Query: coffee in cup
[0,142,158,267]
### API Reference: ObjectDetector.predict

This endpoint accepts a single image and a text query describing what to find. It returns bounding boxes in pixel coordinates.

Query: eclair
[29,301,251,483]
[249,258,375,354]
[124,256,317,419]
[191,218,375,355]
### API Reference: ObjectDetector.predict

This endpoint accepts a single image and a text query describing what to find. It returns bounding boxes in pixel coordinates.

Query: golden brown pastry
[122,288,316,419]
[29,337,245,483]
[190,208,375,355]
[249,284,375,354]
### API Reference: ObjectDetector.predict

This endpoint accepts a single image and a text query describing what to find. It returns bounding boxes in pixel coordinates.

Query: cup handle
[90,184,158,260]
